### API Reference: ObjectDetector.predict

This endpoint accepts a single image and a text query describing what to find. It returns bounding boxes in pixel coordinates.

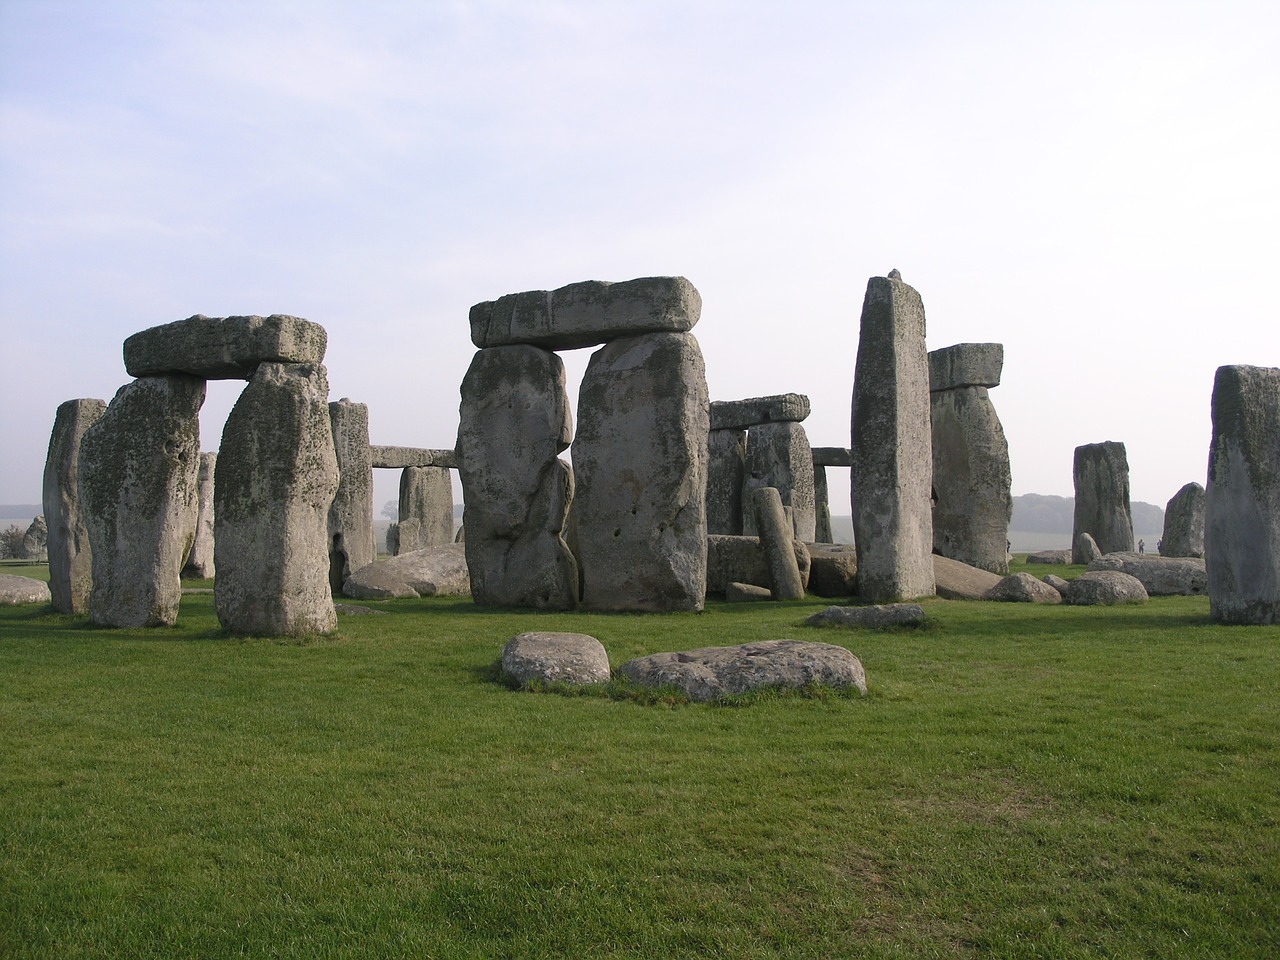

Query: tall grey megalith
[851,271,935,602]
[742,420,816,543]
[1072,441,1134,562]
[215,363,339,636]
[706,428,747,535]
[42,398,107,614]
[457,345,579,609]
[573,332,709,612]
[328,398,375,591]
[1205,364,1280,624]
[79,376,205,627]
[182,452,217,579]
[397,466,454,553]
[1162,482,1206,558]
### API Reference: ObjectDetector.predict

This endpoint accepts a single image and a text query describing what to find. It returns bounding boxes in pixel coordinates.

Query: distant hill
[1011,494,1163,536]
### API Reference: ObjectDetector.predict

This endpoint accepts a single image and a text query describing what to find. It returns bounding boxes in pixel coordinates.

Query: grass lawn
[1,567,1277,959]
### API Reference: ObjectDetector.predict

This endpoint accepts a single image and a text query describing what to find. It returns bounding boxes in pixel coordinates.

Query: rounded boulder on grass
[501,631,611,688]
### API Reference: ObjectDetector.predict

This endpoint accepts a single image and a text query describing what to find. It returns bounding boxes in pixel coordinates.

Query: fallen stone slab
[342,544,471,599]
[619,639,866,702]
[725,581,772,601]
[805,603,926,628]
[471,276,701,350]
[369,446,458,469]
[710,394,811,430]
[805,543,858,597]
[124,314,327,380]
[706,535,810,595]
[1065,570,1149,605]
[502,632,611,687]
[0,574,51,605]
[334,603,387,616]
[984,572,1062,604]
[933,554,1003,600]
[1026,550,1072,564]
[1087,553,1207,596]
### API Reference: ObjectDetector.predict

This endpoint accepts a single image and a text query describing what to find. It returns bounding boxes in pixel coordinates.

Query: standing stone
[1162,482,1206,558]
[752,487,805,600]
[215,363,338,636]
[457,346,578,609]
[929,344,1012,574]
[20,516,47,561]
[850,272,935,602]
[814,465,832,543]
[79,377,205,627]
[1205,365,1280,625]
[397,466,454,553]
[742,421,816,542]
[327,399,375,591]
[573,332,709,612]
[42,398,107,614]
[1072,442,1134,561]
[706,429,746,536]
[182,453,217,579]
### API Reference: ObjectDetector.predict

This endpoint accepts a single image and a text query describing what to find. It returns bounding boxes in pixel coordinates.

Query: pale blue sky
[2,0,1277,514]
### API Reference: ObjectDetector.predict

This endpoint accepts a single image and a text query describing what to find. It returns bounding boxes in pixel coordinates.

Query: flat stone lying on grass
[726,581,772,601]
[1087,553,1207,596]
[0,574,51,605]
[334,603,388,616]
[618,639,866,702]
[705,535,810,595]
[502,632,611,687]
[984,572,1062,604]
[1026,550,1072,564]
[342,544,471,599]
[1065,570,1149,605]
[805,603,926,628]
[932,554,1003,600]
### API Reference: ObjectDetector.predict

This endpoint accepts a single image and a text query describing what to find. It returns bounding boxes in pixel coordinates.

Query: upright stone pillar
[328,398,375,591]
[1161,482,1205,558]
[397,466,454,553]
[742,421,816,542]
[928,343,1012,574]
[573,332,709,612]
[457,346,578,609]
[1072,441,1133,561]
[182,452,217,579]
[78,377,205,627]
[706,428,746,535]
[850,271,935,601]
[215,363,339,636]
[42,398,107,614]
[811,447,852,545]
[1205,364,1280,624]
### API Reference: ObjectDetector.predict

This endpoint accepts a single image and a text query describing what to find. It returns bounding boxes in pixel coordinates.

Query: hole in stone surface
[613,529,621,537]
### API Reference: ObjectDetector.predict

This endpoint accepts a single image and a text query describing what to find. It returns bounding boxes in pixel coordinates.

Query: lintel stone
[710,394,810,431]
[124,314,327,380]
[370,445,458,469]
[928,343,1003,391]
[812,446,853,468]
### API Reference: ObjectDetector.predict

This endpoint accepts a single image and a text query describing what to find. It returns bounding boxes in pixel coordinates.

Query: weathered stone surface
[1075,532,1102,564]
[984,572,1062,604]
[751,487,804,600]
[79,376,204,627]
[327,400,375,592]
[397,466,453,553]
[457,346,578,610]
[471,276,700,350]
[742,421,816,542]
[1064,570,1148,605]
[124,314,327,380]
[620,639,866,702]
[1161,482,1205,558]
[1205,365,1280,624]
[1044,574,1072,593]
[1072,442,1134,561]
[502,631,611,687]
[706,429,746,536]
[1027,550,1072,564]
[573,332,709,612]
[182,453,217,579]
[726,581,772,601]
[0,573,51,605]
[710,394,811,431]
[932,554,1004,600]
[369,446,458,469]
[42,398,107,614]
[930,384,1012,573]
[1087,553,1207,596]
[814,466,833,543]
[851,273,935,601]
[215,363,338,636]
[342,544,471,600]
[805,603,926,629]
[806,543,858,597]
[705,535,810,595]
[17,516,47,562]
[928,342,1003,391]
[812,447,853,468]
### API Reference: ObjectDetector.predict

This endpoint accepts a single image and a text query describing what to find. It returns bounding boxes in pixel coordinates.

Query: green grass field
[2,561,1277,959]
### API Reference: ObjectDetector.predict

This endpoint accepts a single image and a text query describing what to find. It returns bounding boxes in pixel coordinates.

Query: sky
[2,0,1277,518]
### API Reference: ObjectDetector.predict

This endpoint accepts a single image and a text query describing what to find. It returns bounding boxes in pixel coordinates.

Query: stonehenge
[327,400,375,591]
[1162,482,1205,558]
[182,452,217,579]
[42,398,107,613]
[1071,441,1134,562]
